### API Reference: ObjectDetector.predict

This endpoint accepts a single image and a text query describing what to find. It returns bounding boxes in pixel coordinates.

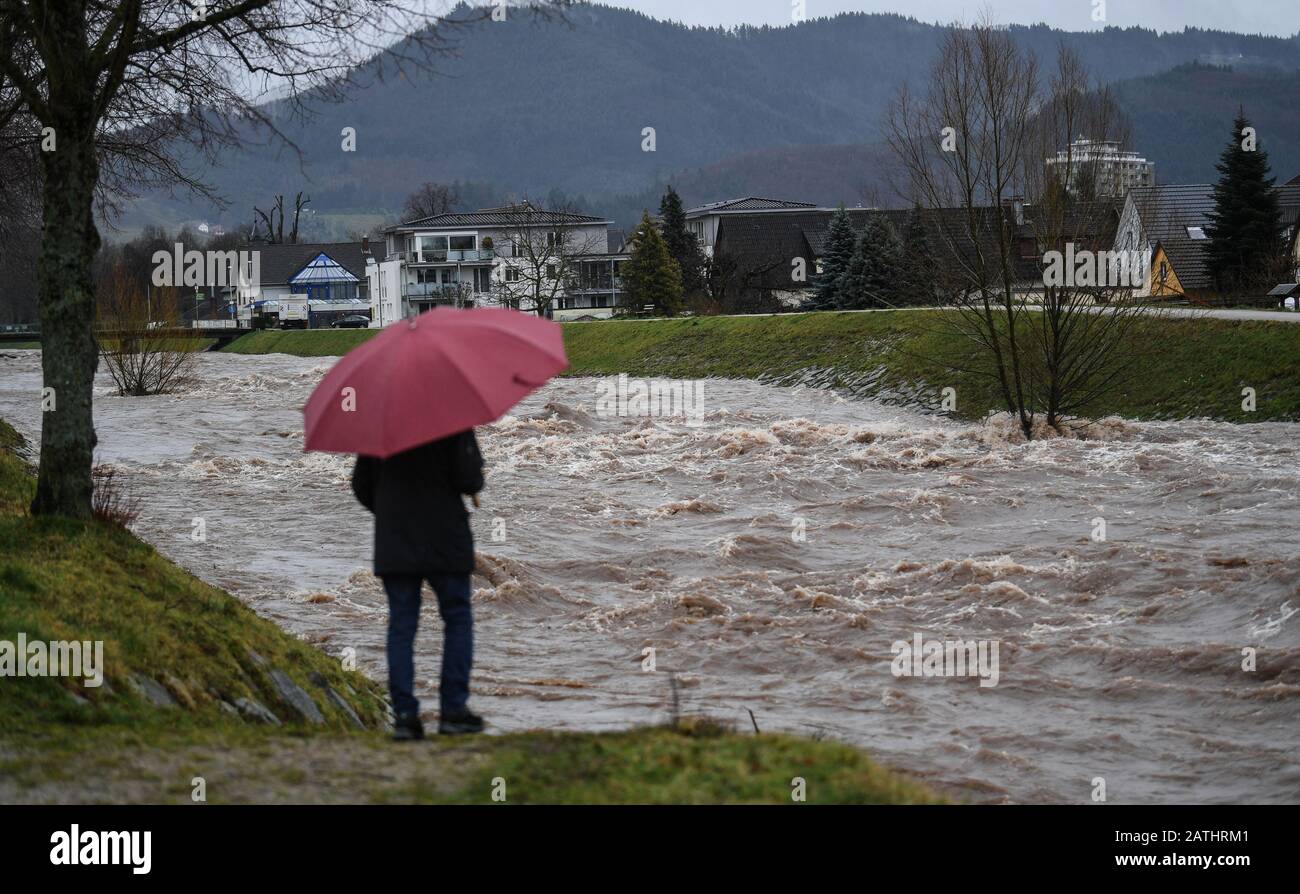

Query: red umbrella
[303,307,568,458]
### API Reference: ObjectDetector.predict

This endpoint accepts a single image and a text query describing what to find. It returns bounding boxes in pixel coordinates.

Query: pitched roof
[250,242,376,286]
[391,203,608,230]
[289,252,360,285]
[1126,185,1216,288]
[685,197,819,216]
[1128,184,1300,289]
[715,200,1121,292]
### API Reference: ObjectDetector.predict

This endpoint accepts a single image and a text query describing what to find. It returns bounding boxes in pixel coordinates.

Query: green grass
[442,722,941,805]
[224,311,1300,422]
[0,421,389,738]
[0,418,935,803]
[0,341,41,350]
[223,328,376,357]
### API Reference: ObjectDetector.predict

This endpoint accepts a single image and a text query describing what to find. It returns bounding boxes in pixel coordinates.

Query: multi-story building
[1046,139,1155,199]
[369,203,630,324]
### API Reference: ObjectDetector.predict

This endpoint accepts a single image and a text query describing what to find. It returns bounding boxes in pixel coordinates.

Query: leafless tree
[0,0,570,517]
[886,22,1155,439]
[707,251,785,315]
[0,107,40,323]
[887,21,1040,438]
[251,192,309,243]
[1020,44,1159,431]
[253,195,285,243]
[97,262,198,397]
[491,199,603,316]
[402,181,460,222]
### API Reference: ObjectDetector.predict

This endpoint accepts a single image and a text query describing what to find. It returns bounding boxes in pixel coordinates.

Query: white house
[370,203,630,324]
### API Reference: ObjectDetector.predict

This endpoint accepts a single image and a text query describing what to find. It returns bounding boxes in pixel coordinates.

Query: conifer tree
[896,208,937,305]
[813,206,856,309]
[839,215,902,309]
[623,212,684,316]
[658,186,706,296]
[1205,112,1284,295]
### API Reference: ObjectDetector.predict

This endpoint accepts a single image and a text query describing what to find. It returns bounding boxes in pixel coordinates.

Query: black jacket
[351,430,485,575]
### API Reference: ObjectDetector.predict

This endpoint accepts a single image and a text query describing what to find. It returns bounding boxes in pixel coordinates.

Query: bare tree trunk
[31,41,100,518]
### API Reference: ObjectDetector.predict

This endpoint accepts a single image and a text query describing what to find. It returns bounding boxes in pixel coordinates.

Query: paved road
[1141,306,1300,323]
[575,305,1300,324]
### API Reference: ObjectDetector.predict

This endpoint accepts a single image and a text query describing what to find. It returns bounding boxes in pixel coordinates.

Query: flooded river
[1,349,1297,803]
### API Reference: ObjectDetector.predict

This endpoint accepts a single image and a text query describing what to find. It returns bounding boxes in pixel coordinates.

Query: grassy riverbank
[0,418,936,804]
[223,310,1300,422]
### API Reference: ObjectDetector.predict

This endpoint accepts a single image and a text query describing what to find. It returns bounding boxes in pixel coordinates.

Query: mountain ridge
[123,5,1300,235]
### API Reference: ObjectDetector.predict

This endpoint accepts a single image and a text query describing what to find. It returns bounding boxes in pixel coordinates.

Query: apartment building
[1046,139,1155,199]
[369,203,630,324]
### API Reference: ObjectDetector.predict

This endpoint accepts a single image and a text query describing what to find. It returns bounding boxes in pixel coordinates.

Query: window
[504,267,520,283]
[547,231,563,248]
[546,264,558,279]
[449,234,475,251]
[1186,226,1207,240]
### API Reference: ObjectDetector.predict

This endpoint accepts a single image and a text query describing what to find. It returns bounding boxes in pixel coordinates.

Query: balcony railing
[571,277,624,292]
[394,248,495,264]
[402,282,478,299]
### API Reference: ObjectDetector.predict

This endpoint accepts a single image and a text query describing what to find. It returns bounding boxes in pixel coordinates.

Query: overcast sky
[611,0,1300,36]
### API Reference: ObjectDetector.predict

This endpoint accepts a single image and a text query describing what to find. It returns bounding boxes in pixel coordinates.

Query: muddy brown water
[2,350,1297,803]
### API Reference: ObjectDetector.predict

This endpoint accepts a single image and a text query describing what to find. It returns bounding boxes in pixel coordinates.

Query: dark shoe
[392,712,425,742]
[438,709,484,735]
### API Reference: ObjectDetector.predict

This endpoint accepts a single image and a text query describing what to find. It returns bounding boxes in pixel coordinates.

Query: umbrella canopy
[303,307,568,458]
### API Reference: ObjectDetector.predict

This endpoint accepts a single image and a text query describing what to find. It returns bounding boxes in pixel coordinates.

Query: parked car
[331,315,371,329]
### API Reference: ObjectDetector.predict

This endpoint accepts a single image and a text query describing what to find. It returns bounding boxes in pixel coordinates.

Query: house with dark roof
[684,197,821,257]
[705,198,1121,310]
[1115,183,1300,301]
[374,202,629,322]
[232,240,381,328]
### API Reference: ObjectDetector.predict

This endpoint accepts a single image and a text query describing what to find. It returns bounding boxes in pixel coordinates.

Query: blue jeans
[382,573,473,717]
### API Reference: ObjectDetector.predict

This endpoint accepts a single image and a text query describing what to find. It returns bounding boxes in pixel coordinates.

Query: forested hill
[1116,63,1300,184]
[127,5,1300,234]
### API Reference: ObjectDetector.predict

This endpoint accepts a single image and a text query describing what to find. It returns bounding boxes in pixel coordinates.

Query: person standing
[351,429,485,740]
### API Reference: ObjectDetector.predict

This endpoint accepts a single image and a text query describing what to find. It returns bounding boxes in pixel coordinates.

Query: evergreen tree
[813,206,856,309]
[896,208,937,305]
[623,212,684,316]
[658,186,706,296]
[839,215,902,309]
[1205,112,1284,295]
[838,231,870,309]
